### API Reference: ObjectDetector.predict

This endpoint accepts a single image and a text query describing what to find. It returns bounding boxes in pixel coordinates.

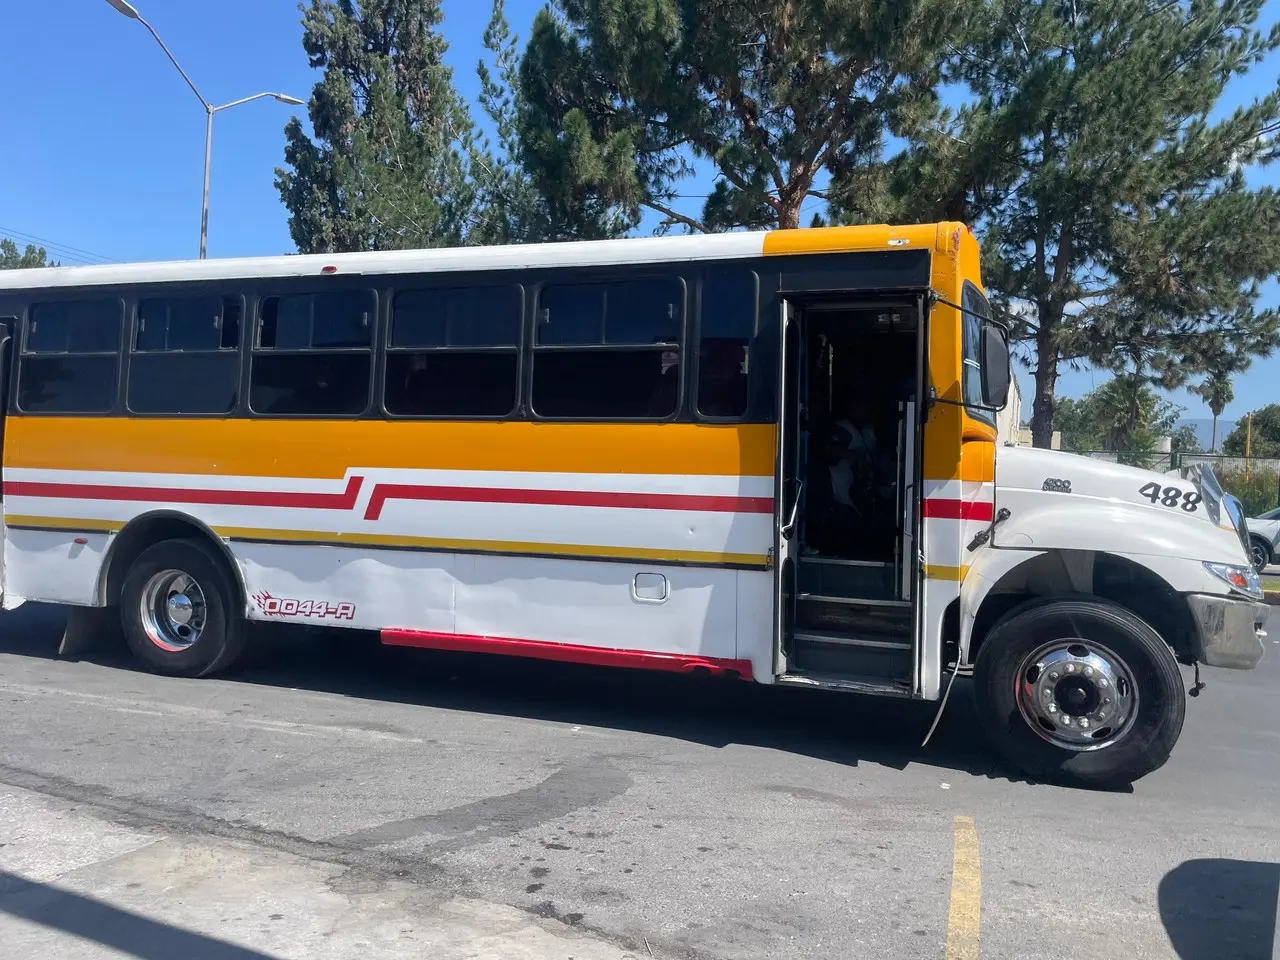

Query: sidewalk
[0,783,640,960]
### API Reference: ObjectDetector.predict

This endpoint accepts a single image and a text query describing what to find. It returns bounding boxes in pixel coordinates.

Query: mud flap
[58,606,124,660]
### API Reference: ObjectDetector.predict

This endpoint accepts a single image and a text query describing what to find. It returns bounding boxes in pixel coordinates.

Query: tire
[1248,536,1271,574]
[973,597,1185,789]
[119,538,246,678]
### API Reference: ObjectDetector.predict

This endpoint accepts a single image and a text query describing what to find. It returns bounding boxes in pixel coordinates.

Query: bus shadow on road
[1159,859,1279,960]
[0,867,279,960]
[2,603,1013,783]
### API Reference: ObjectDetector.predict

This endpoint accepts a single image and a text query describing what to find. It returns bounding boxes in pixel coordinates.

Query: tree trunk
[1210,415,1218,452]
[777,196,802,230]
[1029,317,1059,448]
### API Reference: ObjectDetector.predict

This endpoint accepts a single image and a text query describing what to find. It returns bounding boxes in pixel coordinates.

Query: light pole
[105,0,304,258]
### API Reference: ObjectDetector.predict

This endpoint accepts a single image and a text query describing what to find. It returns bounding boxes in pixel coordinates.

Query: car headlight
[1204,561,1264,600]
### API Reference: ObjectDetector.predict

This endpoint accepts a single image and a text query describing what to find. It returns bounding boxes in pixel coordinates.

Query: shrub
[1218,468,1280,517]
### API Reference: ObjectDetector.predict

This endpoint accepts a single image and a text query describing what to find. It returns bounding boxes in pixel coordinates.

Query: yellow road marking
[945,815,981,960]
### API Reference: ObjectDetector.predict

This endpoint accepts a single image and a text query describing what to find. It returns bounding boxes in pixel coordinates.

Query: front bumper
[1185,594,1268,670]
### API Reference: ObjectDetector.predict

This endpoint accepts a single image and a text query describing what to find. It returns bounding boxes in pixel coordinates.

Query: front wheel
[120,538,245,677]
[1248,535,1271,574]
[973,598,1185,789]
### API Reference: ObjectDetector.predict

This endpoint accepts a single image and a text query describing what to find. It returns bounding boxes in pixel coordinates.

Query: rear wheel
[120,539,245,677]
[973,598,1185,788]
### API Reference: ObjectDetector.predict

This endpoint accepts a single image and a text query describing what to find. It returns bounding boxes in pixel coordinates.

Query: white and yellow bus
[0,223,1265,786]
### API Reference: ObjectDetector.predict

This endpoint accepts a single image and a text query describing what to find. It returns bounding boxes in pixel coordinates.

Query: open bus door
[773,300,802,676]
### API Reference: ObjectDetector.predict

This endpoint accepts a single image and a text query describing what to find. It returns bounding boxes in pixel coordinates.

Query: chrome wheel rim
[139,569,207,653]
[1015,638,1138,752]
[1250,540,1269,573]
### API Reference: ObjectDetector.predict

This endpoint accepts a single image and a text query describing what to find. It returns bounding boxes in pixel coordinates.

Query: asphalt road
[1,604,1278,960]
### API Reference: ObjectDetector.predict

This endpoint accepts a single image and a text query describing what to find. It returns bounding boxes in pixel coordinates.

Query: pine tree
[471,0,548,244]
[862,0,1280,447]
[276,0,479,253]
[517,0,964,237]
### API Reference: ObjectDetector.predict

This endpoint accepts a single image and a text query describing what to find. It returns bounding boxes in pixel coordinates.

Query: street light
[105,0,304,258]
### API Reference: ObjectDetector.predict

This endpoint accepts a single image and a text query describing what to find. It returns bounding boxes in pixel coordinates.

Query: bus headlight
[1204,561,1264,600]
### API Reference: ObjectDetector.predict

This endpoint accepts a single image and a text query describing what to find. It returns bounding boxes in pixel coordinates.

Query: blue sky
[2,0,1277,426]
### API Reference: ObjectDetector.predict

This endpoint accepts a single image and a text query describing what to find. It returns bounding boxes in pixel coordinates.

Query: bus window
[250,290,373,416]
[961,281,994,425]
[697,269,756,419]
[385,286,520,418]
[18,299,122,413]
[128,296,241,415]
[531,278,683,419]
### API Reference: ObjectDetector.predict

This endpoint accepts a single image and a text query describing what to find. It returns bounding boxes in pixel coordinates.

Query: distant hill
[1178,418,1236,452]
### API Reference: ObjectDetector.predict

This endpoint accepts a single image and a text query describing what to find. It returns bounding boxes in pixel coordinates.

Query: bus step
[775,672,913,698]
[797,559,896,601]
[791,630,911,651]
[789,630,912,679]
[793,597,912,636]
[795,594,910,608]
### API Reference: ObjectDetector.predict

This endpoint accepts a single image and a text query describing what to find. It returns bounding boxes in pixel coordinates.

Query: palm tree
[1190,370,1235,452]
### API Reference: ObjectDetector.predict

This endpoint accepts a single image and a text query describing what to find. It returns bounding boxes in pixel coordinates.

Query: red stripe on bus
[381,628,755,680]
[6,475,365,511]
[921,498,994,521]
[363,483,773,521]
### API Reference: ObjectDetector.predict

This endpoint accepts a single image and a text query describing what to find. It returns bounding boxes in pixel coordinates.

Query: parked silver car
[1246,506,1280,572]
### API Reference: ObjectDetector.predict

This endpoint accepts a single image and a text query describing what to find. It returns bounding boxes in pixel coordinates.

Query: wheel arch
[97,511,247,613]
[962,549,1198,667]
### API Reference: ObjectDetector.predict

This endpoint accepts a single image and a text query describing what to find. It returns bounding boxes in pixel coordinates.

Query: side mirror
[979,322,1011,409]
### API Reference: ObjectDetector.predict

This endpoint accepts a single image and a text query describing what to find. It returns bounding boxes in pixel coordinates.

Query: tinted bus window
[697,269,756,418]
[251,290,374,416]
[385,286,521,418]
[19,299,122,413]
[531,278,682,419]
[128,295,241,415]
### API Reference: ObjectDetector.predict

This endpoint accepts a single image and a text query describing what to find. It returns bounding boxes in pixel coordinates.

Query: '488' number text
[1138,482,1201,512]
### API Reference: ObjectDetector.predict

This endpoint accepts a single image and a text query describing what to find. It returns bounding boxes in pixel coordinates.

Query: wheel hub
[140,569,207,653]
[1017,640,1138,751]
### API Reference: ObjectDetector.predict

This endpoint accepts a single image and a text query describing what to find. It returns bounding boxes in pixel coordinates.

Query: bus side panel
[4,528,109,608]
[233,541,748,667]
[735,568,774,683]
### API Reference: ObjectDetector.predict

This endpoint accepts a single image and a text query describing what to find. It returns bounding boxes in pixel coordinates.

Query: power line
[0,228,116,266]
[0,226,119,266]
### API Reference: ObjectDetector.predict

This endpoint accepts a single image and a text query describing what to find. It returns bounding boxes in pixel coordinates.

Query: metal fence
[1074,451,1280,475]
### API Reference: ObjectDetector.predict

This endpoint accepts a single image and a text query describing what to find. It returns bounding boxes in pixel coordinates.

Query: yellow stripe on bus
[4,515,125,533]
[211,525,770,567]
[5,418,777,479]
[762,223,955,256]
[924,564,969,582]
[4,514,768,568]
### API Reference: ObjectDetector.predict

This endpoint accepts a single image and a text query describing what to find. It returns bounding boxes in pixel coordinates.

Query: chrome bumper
[1185,594,1268,670]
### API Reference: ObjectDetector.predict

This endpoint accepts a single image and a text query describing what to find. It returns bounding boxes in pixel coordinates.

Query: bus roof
[0,223,963,292]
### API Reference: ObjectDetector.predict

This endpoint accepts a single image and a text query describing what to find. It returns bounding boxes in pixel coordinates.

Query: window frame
[17,296,125,416]
[527,273,687,423]
[380,282,525,421]
[247,287,377,419]
[961,279,996,427]
[692,266,758,423]
[125,292,246,418]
